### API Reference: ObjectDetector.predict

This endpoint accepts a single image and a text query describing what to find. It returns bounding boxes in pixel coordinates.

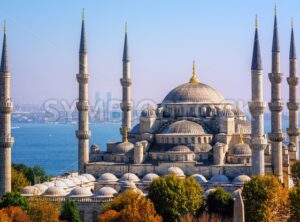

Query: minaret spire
[0,20,14,195]
[76,10,91,174]
[120,22,132,141]
[249,14,267,176]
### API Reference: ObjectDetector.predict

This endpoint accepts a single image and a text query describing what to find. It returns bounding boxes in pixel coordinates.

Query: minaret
[0,21,14,195]
[268,6,285,182]
[76,10,91,173]
[248,15,267,176]
[287,19,300,160]
[120,23,132,141]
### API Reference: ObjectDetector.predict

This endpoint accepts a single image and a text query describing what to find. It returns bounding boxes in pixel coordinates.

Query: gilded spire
[79,9,87,53]
[189,60,200,83]
[122,22,129,62]
[251,15,262,70]
[0,20,8,73]
[272,5,280,52]
[290,18,296,59]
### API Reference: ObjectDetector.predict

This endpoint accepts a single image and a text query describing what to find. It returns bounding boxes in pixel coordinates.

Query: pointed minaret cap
[251,15,262,70]
[189,60,200,83]
[122,22,130,62]
[79,9,87,53]
[272,4,280,52]
[290,18,296,59]
[0,20,8,73]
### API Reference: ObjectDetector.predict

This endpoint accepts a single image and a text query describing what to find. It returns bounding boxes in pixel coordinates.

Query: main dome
[162,82,224,104]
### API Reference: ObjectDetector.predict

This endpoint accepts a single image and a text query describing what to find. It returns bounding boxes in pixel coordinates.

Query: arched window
[198,137,201,143]
[178,138,182,144]
[185,137,188,144]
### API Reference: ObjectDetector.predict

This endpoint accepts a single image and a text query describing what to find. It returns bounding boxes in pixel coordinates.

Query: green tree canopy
[289,185,300,222]
[60,198,81,222]
[291,160,300,185]
[0,192,29,212]
[11,167,30,193]
[148,174,204,222]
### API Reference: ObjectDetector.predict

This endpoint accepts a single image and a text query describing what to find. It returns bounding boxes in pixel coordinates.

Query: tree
[242,175,290,222]
[60,198,82,222]
[11,167,30,192]
[0,192,29,212]
[32,165,50,183]
[29,199,61,222]
[206,187,233,218]
[289,185,300,222]
[291,160,300,184]
[148,175,204,222]
[99,189,162,222]
[0,206,30,222]
[12,163,49,185]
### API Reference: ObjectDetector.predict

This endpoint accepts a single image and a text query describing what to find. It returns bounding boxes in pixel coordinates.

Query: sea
[11,118,291,176]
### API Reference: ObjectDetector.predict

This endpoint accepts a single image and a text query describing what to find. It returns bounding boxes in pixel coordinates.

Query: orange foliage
[0,206,30,222]
[98,210,120,222]
[28,199,61,222]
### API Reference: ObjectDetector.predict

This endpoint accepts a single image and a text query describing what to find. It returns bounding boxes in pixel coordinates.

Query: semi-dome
[94,187,118,198]
[114,141,134,154]
[44,186,66,197]
[232,175,251,185]
[33,184,48,193]
[97,173,118,184]
[21,186,41,196]
[162,82,224,104]
[229,143,251,156]
[142,173,159,184]
[81,174,96,182]
[120,173,140,182]
[166,166,185,178]
[162,120,206,135]
[69,187,93,197]
[191,174,208,184]
[168,145,192,153]
[209,174,230,184]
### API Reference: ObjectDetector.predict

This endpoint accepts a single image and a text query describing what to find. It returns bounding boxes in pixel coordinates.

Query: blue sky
[0,0,299,107]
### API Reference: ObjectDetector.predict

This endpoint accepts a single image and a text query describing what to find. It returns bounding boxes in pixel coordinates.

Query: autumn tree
[60,198,82,222]
[0,206,30,222]
[29,199,61,222]
[0,192,29,212]
[289,185,300,222]
[206,187,233,218]
[242,175,290,222]
[148,174,204,222]
[99,189,162,222]
[11,167,30,192]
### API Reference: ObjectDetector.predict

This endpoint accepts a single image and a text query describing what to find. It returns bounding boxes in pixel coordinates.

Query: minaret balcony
[287,128,300,137]
[120,102,132,111]
[268,73,283,84]
[248,101,266,115]
[76,101,89,111]
[287,77,298,86]
[287,102,300,111]
[120,78,132,87]
[76,73,90,84]
[0,100,13,113]
[268,132,285,142]
[0,135,14,148]
[268,101,284,112]
[76,130,91,140]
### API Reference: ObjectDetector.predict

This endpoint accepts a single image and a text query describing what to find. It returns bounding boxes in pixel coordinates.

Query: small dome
[44,186,66,197]
[120,173,140,182]
[58,179,76,187]
[94,187,118,198]
[142,173,159,184]
[233,106,244,116]
[232,175,251,185]
[53,180,68,189]
[33,184,48,193]
[97,173,119,184]
[69,187,93,197]
[91,144,100,153]
[168,145,192,153]
[191,174,207,184]
[21,186,41,196]
[77,175,90,184]
[82,174,96,182]
[162,120,206,135]
[219,108,234,117]
[209,174,230,184]
[114,141,134,154]
[69,177,82,185]
[141,105,156,118]
[42,182,55,187]
[204,188,217,197]
[166,166,185,178]
[121,180,137,191]
[229,143,251,156]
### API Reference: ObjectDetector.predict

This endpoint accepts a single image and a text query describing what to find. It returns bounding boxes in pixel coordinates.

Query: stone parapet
[0,100,13,113]
[287,77,298,86]
[248,101,266,115]
[120,78,132,87]
[287,128,300,137]
[76,101,89,111]
[287,102,300,111]
[268,132,285,142]
[76,130,91,140]
[0,135,14,148]
[268,72,283,83]
[76,73,90,83]
[268,101,284,112]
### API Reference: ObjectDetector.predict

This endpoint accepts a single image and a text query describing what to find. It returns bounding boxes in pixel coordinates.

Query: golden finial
[3,20,6,33]
[274,4,277,16]
[82,8,85,21]
[189,60,200,84]
[124,128,128,143]
[239,130,244,144]
[255,14,258,28]
[125,22,128,33]
[224,104,227,109]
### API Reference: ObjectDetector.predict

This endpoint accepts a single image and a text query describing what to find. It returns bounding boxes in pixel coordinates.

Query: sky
[0,0,300,109]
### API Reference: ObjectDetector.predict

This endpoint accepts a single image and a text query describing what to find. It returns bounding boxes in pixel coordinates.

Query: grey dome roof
[97,173,118,184]
[120,173,140,182]
[34,184,48,193]
[69,187,93,197]
[44,186,66,197]
[232,175,251,185]
[162,82,224,104]
[142,173,159,184]
[209,174,230,184]
[191,174,208,184]
[53,180,68,189]
[204,188,217,197]
[114,141,134,154]
[21,186,41,196]
[94,187,118,197]
[162,120,206,135]
[141,105,156,118]
[42,182,55,187]
[166,166,185,178]
[121,180,137,191]
[69,177,82,185]
[82,174,96,182]
[77,175,90,184]
[168,145,192,153]
[58,179,76,187]
[229,143,251,156]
